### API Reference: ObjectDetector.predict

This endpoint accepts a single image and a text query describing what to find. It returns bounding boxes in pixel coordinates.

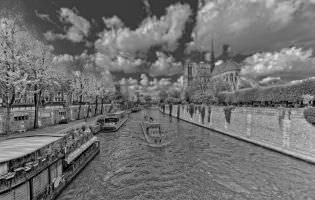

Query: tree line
[0,17,113,133]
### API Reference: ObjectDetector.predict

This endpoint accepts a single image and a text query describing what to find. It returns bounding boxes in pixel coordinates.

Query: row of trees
[159,75,315,107]
[0,17,113,134]
[217,79,315,107]
[159,89,182,104]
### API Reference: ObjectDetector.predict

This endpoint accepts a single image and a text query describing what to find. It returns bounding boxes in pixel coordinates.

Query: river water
[57,109,315,200]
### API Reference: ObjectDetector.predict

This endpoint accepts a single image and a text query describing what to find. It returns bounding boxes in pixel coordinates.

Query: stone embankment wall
[161,104,315,163]
[0,104,112,134]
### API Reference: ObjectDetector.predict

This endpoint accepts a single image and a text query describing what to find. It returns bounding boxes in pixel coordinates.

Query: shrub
[304,107,315,125]
[223,106,235,123]
[278,109,285,129]
[208,106,211,123]
[189,103,194,118]
[302,94,314,106]
[216,79,315,106]
[200,106,206,124]
[169,104,173,115]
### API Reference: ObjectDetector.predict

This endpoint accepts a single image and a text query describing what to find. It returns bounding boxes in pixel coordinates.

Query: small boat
[140,117,170,147]
[131,106,142,113]
[96,111,128,132]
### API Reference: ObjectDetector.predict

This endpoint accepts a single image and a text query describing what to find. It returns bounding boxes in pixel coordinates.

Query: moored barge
[95,111,128,132]
[0,125,100,200]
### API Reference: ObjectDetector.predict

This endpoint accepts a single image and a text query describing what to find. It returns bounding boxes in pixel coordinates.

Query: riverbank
[160,104,315,164]
[0,103,113,135]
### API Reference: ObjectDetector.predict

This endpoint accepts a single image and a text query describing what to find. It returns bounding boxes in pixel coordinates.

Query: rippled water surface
[57,109,315,200]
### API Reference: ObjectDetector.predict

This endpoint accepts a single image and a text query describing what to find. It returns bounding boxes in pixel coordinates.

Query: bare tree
[0,17,31,134]
[27,40,54,128]
[71,71,89,119]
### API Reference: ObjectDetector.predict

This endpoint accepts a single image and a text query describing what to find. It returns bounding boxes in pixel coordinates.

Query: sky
[1,0,315,92]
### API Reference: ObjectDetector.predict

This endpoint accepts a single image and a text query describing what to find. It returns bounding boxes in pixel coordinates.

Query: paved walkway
[0,116,98,141]
[0,116,99,163]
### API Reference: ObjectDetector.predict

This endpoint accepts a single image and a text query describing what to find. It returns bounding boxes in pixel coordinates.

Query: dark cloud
[189,0,315,54]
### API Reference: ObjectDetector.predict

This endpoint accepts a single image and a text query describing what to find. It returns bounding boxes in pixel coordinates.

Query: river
[57,109,315,200]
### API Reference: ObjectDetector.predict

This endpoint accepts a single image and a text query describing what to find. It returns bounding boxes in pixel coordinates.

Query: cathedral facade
[184,44,242,93]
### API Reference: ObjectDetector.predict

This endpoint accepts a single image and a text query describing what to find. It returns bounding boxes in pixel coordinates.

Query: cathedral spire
[210,39,215,73]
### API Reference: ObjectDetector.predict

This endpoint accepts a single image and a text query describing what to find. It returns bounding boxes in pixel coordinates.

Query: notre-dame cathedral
[184,43,242,93]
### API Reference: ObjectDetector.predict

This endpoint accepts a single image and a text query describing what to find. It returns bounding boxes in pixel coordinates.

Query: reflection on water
[57,109,315,200]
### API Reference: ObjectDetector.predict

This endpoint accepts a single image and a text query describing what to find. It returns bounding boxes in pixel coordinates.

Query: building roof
[211,60,241,77]
[0,136,61,163]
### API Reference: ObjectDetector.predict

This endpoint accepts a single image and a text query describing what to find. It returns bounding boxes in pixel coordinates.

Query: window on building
[14,115,29,121]
[59,111,66,116]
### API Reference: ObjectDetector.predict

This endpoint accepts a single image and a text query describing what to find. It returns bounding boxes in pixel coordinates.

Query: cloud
[142,0,152,16]
[59,8,90,36]
[118,74,185,98]
[44,30,66,41]
[94,3,190,74]
[149,52,183,77]
[44,8,91,43]
[52,54,74,63]
[35,10,52,22]
[189,0,315,53]
[95,3,191,58]
[171,75,184,91]
[140,74,149,86]
[52,51,109,79]
[241,47,315,83]
[259,77,284,86]
[95,52,144,73]
[102,15,124,29]
[118,75,180,97]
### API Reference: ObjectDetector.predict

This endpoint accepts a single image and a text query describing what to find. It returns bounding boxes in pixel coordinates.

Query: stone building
[184,43,242,92]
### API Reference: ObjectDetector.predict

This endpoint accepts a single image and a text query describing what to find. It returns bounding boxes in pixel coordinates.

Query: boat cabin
[144,123,161,137]
[96,111,126,127]
[106,111,126,120]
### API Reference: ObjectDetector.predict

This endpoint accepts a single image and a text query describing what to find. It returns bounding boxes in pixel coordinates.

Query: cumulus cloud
[52,54,74,63]
[102,15,124,29]
[149,52,183,77]
[142,0,152,16]
[94,3,191,74]
[35,10,53,23]
[241,47,315,83]
[44,8,91,43]
[95,52,144,73]
[189,0,315,53]
[95,3,191,73]
[118,74,185,98]
[52,51,108,78]
[171,75,184,91]
[140,74,149,86]
[258,77,285,86]
[44,30,66,41]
